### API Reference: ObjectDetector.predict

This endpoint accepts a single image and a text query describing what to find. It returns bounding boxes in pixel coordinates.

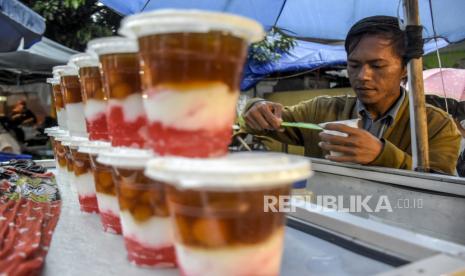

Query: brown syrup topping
[52,84,65,110]
[79,67,106,102]
[90,155,116,196]
[138,32,247,92]
[100,53,141,100]
[55,141,67,168]
[71,148,91,176]
[166,185,290,248]
[61,75,83,104]
[114,168,169,223]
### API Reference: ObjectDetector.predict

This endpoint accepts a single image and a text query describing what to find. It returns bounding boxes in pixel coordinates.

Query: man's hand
[318,123,384,164]
[244,101,283,131]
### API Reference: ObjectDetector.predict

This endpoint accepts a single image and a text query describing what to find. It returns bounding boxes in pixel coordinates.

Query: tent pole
[403,0,430,172]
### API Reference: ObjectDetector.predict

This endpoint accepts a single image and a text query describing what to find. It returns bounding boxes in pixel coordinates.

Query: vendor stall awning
[0,0,45,52]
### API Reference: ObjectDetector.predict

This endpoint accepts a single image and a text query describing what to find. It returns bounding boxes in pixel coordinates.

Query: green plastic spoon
[238,116,323,131]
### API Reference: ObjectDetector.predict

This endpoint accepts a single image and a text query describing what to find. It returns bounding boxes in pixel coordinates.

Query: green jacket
[241,94,461,175]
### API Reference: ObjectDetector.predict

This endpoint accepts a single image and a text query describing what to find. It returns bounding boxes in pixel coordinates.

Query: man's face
[347,35,406,107]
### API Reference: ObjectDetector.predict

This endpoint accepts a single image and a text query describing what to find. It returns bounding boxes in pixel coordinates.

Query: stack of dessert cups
[45,10,314,275]
[118,9,311,275]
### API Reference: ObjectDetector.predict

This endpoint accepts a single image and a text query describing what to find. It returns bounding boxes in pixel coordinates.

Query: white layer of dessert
[120,211,173,247]
[66,102,88,137]
[57,109,68,130]
[108,94,145,122]
[84,99,107,121]
[143,82,238,131]
[74,172,97,197]
[96,192,120,215]
[175,228,284,276]
[67,172,78,197]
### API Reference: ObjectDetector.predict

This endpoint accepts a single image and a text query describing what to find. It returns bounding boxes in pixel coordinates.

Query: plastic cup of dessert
[319,119,360,157]
[97,147,177,268]
[145,152,312,276]
[52,66,70,131]
[87,37,148,148]
[79,141,122,234]
[54,64,88,138]
[56,135,87,198]
[119,10,264,157]
[61,136,101,213]
[47,129,68,185]
[70,53,109,141]
[46,78,68,131]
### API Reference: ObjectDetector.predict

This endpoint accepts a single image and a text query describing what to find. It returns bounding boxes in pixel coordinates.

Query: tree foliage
[20,0,121,51]
[249,27,297,63]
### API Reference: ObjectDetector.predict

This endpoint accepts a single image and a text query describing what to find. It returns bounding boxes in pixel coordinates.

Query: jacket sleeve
[240,98,319,146]
[370,118,461,175]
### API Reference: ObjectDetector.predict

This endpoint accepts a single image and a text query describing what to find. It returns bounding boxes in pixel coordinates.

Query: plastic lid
[145,152,312,191]
[78,141,112,155]
[44,127,60,134]
[48,130,70,138]
[53,65,78,77]
[46,78,60,85]
[52,65,68,76]
[56,136,88,148]
[87,36,138,56]
[97,147,154,169]
[69,53,100,68]
[120,9,265,43]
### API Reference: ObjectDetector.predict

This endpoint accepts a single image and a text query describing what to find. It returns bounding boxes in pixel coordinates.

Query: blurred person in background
[10,100,37,143]
[426,95,465,176]
[0,117,21,154]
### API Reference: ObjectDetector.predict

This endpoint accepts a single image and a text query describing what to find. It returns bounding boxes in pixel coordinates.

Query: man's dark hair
[345,15,407,64]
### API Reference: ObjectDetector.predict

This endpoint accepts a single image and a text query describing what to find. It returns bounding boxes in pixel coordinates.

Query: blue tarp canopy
[100,0,465,89]
[0,0,45,52]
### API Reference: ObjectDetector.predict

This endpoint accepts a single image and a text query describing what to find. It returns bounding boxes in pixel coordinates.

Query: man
[11,100,37,126]
[242,16,460,175]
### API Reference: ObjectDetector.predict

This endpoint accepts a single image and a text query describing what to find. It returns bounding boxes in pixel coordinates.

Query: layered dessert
[52,134,69,185]
[97,148,176,267]
[47,78,67,130]
[120,11,264,157]
[88,37,148,148]
[168,187,287,276]
[71,53,109,141]
[59,66,88,138]
[71,147,99,213]
[80,142,121,234]
[145,153,312,276]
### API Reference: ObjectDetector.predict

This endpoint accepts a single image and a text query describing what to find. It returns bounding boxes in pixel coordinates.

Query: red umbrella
[423,68,465,101]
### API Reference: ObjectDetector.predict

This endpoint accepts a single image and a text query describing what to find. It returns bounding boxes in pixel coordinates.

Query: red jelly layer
[124,237,177,268]
[78,195,99,213]
[86,113,109,141]
[100,211,122,234]
[148,122,231,157]
[107,105,148,148]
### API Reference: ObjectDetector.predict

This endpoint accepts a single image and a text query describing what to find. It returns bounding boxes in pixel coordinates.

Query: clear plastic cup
[87,37,148,148]
[56,65,88,138]
[98,148,176,267]
[60,136,100,214]
[47,78,67,130]
[145,152,311,276]
[319,119,360,157]
[70,53,109,141]
[47,129,68,185]
[120,10,264,157]
[79,141,121,234]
